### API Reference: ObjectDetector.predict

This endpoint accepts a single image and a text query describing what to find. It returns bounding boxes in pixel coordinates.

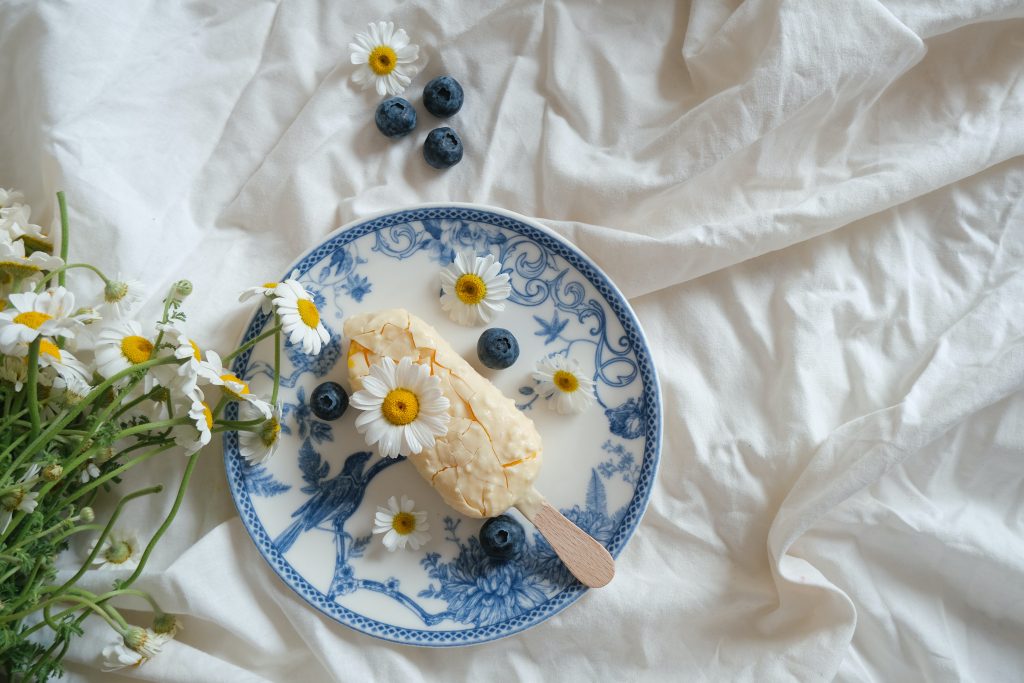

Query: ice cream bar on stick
[344,308,614,588]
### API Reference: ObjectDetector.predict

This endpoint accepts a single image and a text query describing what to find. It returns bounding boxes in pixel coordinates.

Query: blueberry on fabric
[479,515,526,561]
[374,97,417,138]
[423,127,464,169]
[310,381,348,420]
[477,328,519,369]
[423,76,464,118]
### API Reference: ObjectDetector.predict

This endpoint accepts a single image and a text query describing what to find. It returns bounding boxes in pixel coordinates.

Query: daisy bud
[42,464,64,481]
[123,626,166,658]
[173,280,193,299]
[151,613,183,636]
[96,446,115,464]
[80,506,95,523]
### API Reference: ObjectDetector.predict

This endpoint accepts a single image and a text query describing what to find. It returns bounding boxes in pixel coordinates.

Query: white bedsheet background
[2,0,1023,680]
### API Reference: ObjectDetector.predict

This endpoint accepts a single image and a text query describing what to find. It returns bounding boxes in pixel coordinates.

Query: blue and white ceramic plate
[224,204,661,646]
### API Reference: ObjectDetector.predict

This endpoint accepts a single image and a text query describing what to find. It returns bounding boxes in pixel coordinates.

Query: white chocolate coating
[344,309,544,518]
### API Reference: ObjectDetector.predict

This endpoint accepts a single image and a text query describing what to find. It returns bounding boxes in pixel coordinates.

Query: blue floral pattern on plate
[224,205,662,646]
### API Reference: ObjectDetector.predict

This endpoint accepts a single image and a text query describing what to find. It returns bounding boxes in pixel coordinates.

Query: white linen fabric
[1,0,1023,680]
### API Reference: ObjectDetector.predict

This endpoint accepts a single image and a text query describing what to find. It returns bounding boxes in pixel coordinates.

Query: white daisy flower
[0,464,41,534]
[0,203,51,253]
[101,642,147,672]
[197,350,272,418]
[0,356,28,392]
[439,251,512,326]
[0,287,88,352]
[349,21,422,97]
[350,356,450,458]
[94,320,155,378]
[53,371,92,406]
[273,280,330,355]
[122,626,171,659]
[0,239,63,281]
[174,394,213,455]
[80,460,101,483]
[372,495,431,551]
[88,528,141,570]
[0,188,25,210]
[100,272,145,319]
[238,401,282,465]
[239,282,280,313]
[532,355,596,415]
[155,323,206,395]
[34,338,90,382]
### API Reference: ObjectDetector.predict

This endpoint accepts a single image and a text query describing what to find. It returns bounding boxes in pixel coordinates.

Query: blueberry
[423,127,463,169]
[477,328,519,369]
[479,515,525,561]
[423,76,464,118]
[374,97,417,138]
[310,382,348,420]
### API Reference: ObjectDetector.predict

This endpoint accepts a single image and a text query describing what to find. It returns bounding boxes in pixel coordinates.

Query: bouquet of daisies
[0,190,322,680]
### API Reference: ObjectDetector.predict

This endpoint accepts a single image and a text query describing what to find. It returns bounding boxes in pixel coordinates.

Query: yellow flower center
[553,370,579,393]
[189,340,202,361]
[120,335,153,364]
[381,388,419,426]
[13,311,51,329]
[39,339,61,361]
[297,299,320,329]
[391,511,416,535]
[20,235,52,255]
[201,402,213,430]
[262,282,277,290]
[368,45,398,75]
[0,300,5,311]
[454,274,487,305]
[261,417,281,447]
[220,374,250,397]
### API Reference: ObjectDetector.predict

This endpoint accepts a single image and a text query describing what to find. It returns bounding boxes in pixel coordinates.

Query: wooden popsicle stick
[518,499,615,588]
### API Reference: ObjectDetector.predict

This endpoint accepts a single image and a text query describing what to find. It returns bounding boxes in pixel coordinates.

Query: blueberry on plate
[479,515,526,561]
[477,328,519,369]
[423,127,464,169]
[310,381,348,420]
[374,97,417,138]
[423,76,464,118]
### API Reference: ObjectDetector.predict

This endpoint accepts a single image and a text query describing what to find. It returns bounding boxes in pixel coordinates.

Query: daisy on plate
[350,356,450,458]
[197,350,272,418]
[88,527,141,571]
[94,320,155,378]
[532,355,596,415]
[0,239,63,281]
[273,280,330,355]
[373,495,431,551]
[0,287,88,352]
[100,272,145,319]
[349,21,422,97]
[439,251,512,326]
[238,401,282,465]
[174,393,213,455]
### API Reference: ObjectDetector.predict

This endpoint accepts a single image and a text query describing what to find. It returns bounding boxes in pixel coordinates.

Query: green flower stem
[52,484,163,596]
[63,442,176,507]
[10,355,179,473]
[222,323,283,364]
[0,431,30,462]
[110,418,188,442]
[119,450,199,588]
[0,406,29,431]
[214,418,266,429]
[272,315,282,405]
[36,263,109,293]
[0,557,43,615]
[57,191,70,287]
[25,338,41,440]
[93,587,162,615]
[211,394,230,420]
[152,283,179,348]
